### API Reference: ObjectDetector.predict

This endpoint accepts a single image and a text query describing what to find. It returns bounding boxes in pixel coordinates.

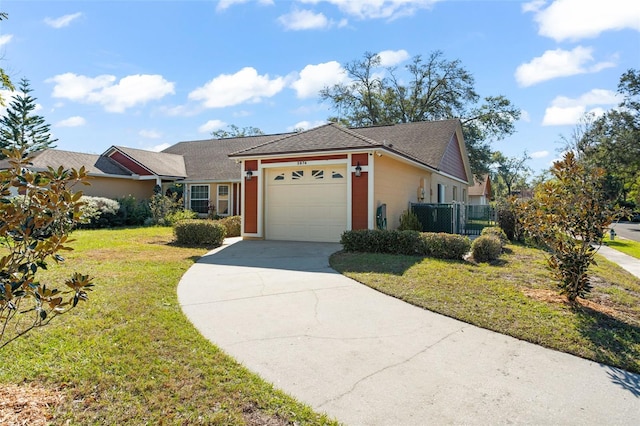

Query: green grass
[330,244,640,374]
[605,238,640,259]
[0,227,336,425]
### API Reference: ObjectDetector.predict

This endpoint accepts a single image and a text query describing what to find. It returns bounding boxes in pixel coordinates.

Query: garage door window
[190,185,209,214]
[292,170,304,180]
[312,170,324,179]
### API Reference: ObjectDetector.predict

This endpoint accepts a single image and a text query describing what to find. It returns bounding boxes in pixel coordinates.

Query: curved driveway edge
[178,239,640,425]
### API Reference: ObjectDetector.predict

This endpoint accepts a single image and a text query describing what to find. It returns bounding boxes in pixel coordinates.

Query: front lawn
[330,243,640,374]
[605,238,640,259]
[0,227,335,425]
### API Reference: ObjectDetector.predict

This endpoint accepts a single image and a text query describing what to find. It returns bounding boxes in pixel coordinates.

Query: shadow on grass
[330,251,426,276]
[573,304,640,378]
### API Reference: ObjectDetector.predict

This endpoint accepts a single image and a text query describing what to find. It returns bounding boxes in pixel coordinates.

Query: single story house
[1,119,474,243]
[468,174,492,205]
[0,147,187,200]
[229,119,473,242]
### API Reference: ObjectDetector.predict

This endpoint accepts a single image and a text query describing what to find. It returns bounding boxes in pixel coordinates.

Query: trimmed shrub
[419,232,471,260]
[398,210,422,231]
[471,235,503,263]
[340,229,470,260]
[164,209,198,226]
[174,219,226,246]
[480,226,509,247]
[218,215,241,237]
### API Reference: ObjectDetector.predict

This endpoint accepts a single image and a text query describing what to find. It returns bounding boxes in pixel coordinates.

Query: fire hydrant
[610,229,616,240]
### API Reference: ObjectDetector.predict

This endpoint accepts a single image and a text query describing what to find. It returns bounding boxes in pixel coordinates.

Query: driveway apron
[178,240,640,425]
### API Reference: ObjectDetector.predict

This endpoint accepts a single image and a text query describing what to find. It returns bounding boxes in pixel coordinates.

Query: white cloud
[198,119,227,133]
[217,0,273,11]
[48,73,175,113]
[56,116,86,127]
[525,0,640,41]
[291,61,348,99]
[189,67,286,108]
[531,150,549,159]
[377,49,410,67]
[287,120,327,131]
[139,129,162,139]
[521,0,546,13]
[0,34,13,47]
[301,0,439,20]
[542,89,621,126]
[44,12,83,29]
[278,9,330,30]
[515,46,616,87]
[520,110,531,122]
[146,143,171,152]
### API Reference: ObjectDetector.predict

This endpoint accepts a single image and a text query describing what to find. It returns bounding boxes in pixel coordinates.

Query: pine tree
[0,78,57,157]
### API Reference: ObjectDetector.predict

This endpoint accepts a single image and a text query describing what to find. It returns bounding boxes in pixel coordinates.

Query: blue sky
[1,0,639,175]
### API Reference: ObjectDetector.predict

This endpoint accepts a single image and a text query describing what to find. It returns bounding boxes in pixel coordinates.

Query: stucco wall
[83,176,156,200]
[374,155,432,230]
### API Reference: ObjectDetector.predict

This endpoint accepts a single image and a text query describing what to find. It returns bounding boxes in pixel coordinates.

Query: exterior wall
[468,194,488,205]
[83,176,155,200]
[184,181,239,217]
[244,160,259,233]
[108,152,152,176]
[373,155,432,230]
[431,174,467,205]
[351,153,368,230]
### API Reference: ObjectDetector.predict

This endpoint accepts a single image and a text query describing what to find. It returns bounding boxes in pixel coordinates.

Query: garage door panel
[266,165,347,242]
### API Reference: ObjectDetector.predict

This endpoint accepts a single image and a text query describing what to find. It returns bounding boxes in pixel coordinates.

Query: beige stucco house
[468,174,492,205]
[229,119,473,242]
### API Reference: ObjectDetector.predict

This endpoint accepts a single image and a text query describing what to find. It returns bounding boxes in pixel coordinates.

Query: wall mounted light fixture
[355,162,362,177]
[246,168,253,181]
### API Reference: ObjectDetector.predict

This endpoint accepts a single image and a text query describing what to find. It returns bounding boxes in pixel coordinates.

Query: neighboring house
[162,133,291,217]
[229,119,473,243]
[0,147,187,200]
[468,174,492,205]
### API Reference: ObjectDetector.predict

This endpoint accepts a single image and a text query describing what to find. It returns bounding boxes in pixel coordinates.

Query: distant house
[468,174,492,205]
[1,119,476,242]
[0,146,186,200]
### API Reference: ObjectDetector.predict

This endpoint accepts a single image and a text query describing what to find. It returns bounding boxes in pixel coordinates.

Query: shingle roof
[229,119,462,171]
[0,149,133,176]
[163,133,290,181]
[469,174,491,196]
[229,123,382,157]
[110,146,187,178]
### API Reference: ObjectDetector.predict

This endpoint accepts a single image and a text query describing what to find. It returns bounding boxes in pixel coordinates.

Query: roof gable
[105,146,187,178]
[2,149,133,176]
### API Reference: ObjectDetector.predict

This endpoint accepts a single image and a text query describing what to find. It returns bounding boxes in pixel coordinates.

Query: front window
[217,185,229,216]
[190,185,209,214]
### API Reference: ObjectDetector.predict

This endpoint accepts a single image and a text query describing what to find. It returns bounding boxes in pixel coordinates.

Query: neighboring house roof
[230,119,471,183]
[0,149,132,176]
[104,146,187,178]
[163,134,291,181]
[469,174,492,197]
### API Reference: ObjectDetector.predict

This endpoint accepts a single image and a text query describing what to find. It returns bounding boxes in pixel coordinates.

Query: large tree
[0,78,57,157]
[320,51,521,177]
[211,124,264,139]
[491,151,531,197]
[0,12,14,106]
[573,69,640,206]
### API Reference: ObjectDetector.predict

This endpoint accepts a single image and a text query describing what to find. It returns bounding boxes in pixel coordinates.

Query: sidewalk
[597,242,640,279]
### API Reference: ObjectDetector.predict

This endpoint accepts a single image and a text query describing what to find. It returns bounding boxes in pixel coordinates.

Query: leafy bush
[480,226,508,247]
[471,235,503,262]
[78,196,121,228]
[174,219,226,246]
[149,191,183,225]
[218,215,241,237]
[117,195,150,226]
[164,209,198,226]
[496,197,523,242]
[398,210,422,231]
[419,232,471,260]
[340,229,470,260]
[0,148,94,348]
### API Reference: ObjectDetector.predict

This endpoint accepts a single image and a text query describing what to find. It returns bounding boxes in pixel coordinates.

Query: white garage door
[265,165,347,242]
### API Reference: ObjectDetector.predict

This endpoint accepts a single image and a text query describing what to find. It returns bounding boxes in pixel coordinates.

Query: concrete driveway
[611,221,640,242]
[178,239,640,425]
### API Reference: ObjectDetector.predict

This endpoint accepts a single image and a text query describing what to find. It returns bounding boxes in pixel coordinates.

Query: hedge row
[340,229,471,260]
[174,219,227,246]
